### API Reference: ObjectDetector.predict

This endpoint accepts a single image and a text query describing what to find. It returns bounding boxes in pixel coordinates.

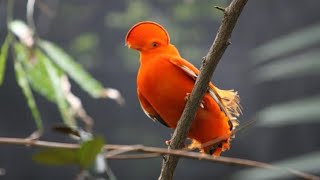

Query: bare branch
[159,0,248,179]
[26,0,36,31]
[107,153,161,160]
[0,137,319,180]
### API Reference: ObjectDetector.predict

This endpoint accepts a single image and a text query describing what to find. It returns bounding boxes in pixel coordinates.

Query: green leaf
[14,43,56,102]
[38,40,108,98]
[251,23,320,65]
[33,136,105,169]
[253,51,320,83]
[33,148,78,166]
[14,43,75,127]
[13,44,43,129]
[42,52,75,127]
[78,136,105,169]
[0,34,12,86]
[230,151,320,180]
[257,95,320,127]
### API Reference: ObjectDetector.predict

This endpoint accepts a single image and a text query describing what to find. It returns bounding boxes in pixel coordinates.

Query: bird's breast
[137,57,194,127]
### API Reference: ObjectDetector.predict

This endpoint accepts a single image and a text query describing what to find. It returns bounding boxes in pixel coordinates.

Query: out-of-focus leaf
[252,23,320,65]
[253,51,320,83]
[230,151,320,180]
[69,33,100,69]
[15,44,73,128]
[105,1,151,28]
[78,136,105,169]
[9,20,34,47]
[0,35,12,86]
[70,32,99,53]
[33,148,78,166]
[33,136,105,169]
[14,43,56,102]
[38,40,124,104]
[42,52,75,127]
[173,1,223,22]
[38,39,105,98]
[14,44,43,129]
[257,96,320,127]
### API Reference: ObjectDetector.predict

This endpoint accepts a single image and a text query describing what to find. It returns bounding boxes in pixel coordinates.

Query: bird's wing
[137,90,169,127]
[169,57,240,131]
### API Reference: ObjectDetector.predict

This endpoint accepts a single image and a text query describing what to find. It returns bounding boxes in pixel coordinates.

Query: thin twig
[0,137,319,180]
[159,0,248,179]
[26,0,36,31]
[107,153,161,160]
[214,6,226,12]
[104,145,144,158]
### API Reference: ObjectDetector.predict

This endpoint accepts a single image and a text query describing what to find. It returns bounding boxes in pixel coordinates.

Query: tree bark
[158,0,249,179]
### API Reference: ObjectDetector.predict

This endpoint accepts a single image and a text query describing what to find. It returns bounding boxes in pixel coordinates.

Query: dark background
[0,0,319,179]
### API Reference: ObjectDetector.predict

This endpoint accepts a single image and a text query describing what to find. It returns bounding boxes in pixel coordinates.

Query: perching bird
[125,21,241,156]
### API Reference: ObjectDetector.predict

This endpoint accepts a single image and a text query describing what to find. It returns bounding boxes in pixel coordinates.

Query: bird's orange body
[126,21,241,156]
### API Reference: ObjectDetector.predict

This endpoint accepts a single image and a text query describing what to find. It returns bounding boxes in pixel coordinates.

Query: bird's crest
[125,21,170,47]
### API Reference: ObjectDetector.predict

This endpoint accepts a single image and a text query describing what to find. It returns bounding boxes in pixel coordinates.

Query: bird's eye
[152,42,158,47]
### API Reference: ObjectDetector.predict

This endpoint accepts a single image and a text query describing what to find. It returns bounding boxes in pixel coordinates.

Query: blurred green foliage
[252,23,320,64]
[2,0,320,179]
[0,35,11,86]
[232,151,320,180]
[104,0,226,70]
[14,49,43,129]
[252,23,320,126]
[1,0,123,172]
[2,19,123,129]
[39,40,111,99]
[69,32,100,69]
[234,22,320,179]
[33,136,105,169]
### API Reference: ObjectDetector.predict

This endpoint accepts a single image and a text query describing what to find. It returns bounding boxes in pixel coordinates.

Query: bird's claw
[165,140,171,146]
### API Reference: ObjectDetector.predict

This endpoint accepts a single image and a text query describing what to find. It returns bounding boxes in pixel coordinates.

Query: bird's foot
[165,140,189,149]
[165,140,171,146]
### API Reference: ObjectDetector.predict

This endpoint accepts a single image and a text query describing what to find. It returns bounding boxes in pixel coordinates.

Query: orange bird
[125,21,241,156]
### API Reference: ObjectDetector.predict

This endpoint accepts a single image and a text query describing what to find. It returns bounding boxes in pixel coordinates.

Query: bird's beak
[125,42,132,49]
[125,42,142,51]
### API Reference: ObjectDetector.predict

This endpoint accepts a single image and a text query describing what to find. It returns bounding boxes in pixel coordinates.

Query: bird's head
[125,21,170,52]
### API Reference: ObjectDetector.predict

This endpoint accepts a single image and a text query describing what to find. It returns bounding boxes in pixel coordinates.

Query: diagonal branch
[158,0,248,179]
[0,137,319,180]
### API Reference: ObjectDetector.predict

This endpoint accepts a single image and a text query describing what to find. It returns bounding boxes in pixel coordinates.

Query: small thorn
[214,6,225,12]
[162,155,167,161]
[202,56,207,64]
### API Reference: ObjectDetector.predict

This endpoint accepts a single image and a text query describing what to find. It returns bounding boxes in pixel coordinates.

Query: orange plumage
[125,21,241,156]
